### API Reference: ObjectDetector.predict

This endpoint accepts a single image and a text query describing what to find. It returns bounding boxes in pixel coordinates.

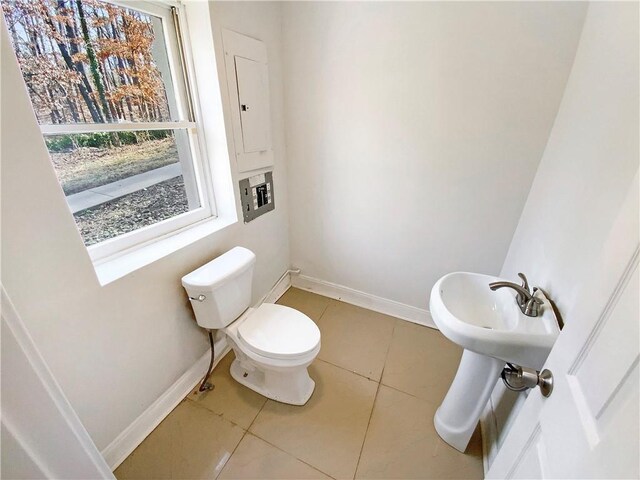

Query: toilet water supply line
[198,331,215,392]
[196,267,302,393]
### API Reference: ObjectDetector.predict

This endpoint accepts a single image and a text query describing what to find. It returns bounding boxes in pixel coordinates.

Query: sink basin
[430,272,560,370]
[428,272,561,453]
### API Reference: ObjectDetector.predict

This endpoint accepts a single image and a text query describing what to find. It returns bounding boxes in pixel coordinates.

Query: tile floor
[115,288,484,480]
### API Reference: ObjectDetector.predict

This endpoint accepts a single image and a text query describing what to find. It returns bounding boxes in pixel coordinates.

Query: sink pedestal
[434,349,504,452]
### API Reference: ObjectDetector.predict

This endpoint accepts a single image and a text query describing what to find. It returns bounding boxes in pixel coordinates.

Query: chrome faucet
[489,273,543,317]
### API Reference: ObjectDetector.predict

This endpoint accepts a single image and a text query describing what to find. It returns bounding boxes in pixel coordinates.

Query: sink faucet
[489,273,543,317]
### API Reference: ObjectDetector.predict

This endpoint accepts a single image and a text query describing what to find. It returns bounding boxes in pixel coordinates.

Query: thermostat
[239,172,275,223]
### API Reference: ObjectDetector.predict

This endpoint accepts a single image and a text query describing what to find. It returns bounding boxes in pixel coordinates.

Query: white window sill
[93,214,237,286]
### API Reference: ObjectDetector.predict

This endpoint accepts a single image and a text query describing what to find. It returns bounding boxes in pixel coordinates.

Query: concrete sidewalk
[66,163,182,213]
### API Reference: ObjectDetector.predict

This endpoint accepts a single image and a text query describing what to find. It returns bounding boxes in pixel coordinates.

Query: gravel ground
[74,176,189,246]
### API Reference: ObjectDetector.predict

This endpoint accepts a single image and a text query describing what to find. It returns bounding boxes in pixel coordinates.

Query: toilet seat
[237,303,320,360]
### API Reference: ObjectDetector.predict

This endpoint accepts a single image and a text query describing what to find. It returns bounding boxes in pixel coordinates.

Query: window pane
[1,0,177,124]
[44,129,202,246]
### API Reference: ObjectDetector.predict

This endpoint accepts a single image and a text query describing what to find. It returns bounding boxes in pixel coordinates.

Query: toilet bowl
[182,247,321,405]
[225,303,320,405]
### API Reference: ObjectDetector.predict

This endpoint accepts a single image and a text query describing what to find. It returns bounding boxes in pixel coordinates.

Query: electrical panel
[235,56,271,154]
[222,29,274,173]
[239,172,275,223]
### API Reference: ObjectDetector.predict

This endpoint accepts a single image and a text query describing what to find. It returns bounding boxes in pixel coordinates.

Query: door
[487,173,639,479]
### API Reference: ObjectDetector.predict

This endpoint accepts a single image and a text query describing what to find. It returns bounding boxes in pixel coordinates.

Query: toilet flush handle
[189,294,206,302]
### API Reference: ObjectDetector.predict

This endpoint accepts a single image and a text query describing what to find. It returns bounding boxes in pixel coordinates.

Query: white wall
[282,2,588,311]
[489,0,639,461]
[0,1,288,452]
[2,290,113,479]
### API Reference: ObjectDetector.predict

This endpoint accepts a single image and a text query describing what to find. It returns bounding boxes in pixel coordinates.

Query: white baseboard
[480,398,498,475]
[291,274,435,329]
[101,338,231,470]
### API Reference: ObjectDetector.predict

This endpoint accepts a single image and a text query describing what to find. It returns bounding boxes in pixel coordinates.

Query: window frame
[30,0,218,263]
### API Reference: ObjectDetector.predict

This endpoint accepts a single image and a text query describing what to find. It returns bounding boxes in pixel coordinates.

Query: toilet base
[229,357,315,406]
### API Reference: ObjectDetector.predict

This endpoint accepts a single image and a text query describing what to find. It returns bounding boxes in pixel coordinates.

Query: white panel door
[235,56,272,154]
[487,173,639,479]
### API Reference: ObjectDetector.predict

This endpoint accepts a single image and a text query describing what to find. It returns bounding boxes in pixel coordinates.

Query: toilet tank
[182,247,256,329]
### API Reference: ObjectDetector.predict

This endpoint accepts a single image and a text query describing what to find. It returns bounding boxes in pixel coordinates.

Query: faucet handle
[517,273,530,293]
[523,296,543,317]
[514,273,531,308]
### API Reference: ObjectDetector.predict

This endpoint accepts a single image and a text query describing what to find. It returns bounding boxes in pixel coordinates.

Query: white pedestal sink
[429,272,560,452]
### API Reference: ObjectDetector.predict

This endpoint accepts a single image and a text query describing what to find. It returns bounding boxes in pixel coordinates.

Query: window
[2,0,213,261]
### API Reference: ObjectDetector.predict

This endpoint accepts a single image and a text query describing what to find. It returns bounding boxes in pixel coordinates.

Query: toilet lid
[238,303,320,359]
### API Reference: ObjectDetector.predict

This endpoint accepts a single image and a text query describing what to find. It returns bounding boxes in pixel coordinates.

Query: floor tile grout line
[246,431,338,480]
[242,358,340,480]
[233,353,368,479]
[245,397,268,433]
[315,357,382,384]
[215,429,248,480]
[353,319,398,479]
[287,286,443,335]
[215,399,267,480]
[278,286,331,322]
[353,378,382,479]
[185,395,268,433]
[163,397,248,480]
[312,309,400,384]
[241,356,335,479]
[379,317,457,406]
[184,390,245,425]
[315,297,331,322]
[182,359,268,480]
[377,381,443,408]
[181,399,250,480]
[379,319,400,381]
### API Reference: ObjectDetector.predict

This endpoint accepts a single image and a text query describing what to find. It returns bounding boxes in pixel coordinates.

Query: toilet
[182,247,321,405]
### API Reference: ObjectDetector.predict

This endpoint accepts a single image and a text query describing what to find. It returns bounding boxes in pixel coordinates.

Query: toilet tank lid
[182,247,256,290]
